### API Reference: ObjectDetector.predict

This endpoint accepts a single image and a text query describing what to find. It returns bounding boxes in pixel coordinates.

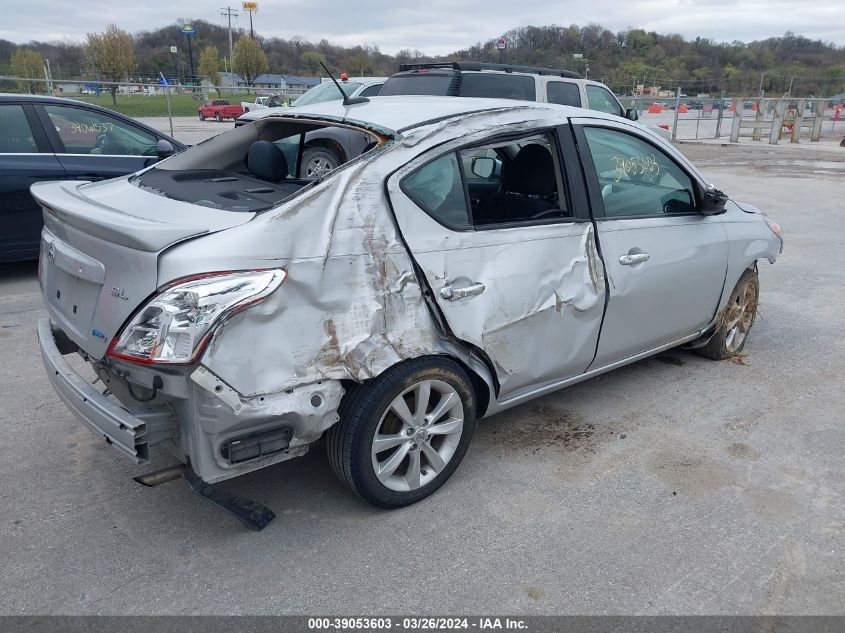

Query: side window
[460,132,568,226]
[546,82,582,107]
[401,153,471,230]
[582,126,697,218]
[0,105,38,153]
[358,84,383,97]
[459,74,536,101]
[586,86,623,116]
[44,105,159,156]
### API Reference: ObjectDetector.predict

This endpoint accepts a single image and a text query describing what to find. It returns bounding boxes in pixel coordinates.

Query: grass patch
[64,91,249,118]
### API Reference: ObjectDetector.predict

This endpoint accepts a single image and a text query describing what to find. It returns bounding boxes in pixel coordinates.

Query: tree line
[2,20,844,97]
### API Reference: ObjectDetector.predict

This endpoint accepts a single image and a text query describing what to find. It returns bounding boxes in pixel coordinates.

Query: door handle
[619,253,650,266]
[440,282,486,301]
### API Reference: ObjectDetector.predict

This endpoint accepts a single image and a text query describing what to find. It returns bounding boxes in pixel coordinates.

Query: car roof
[0,93,104,105]
[247,95,597,132]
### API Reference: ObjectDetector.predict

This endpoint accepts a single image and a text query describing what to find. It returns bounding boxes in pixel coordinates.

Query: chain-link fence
[3,76,843,147]
[0,76,313,145]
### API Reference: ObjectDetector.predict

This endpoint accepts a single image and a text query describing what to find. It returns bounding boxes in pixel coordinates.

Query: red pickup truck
[198,99,244,122]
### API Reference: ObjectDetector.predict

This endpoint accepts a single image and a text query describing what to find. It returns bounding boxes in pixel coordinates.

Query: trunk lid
[32,177,255,358]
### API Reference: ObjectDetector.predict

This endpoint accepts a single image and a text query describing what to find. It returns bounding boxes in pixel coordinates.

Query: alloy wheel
[371,379,464,492]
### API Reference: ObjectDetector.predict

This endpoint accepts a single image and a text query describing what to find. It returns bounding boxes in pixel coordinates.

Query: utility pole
[220,6,238,85]
[759,72,765,98]
[787,76,794,98]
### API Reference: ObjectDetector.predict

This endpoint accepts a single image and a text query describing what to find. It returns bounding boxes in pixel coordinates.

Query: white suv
[379,62,639,122]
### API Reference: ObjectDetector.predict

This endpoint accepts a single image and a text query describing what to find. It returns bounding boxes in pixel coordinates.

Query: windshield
[293,81,362,106]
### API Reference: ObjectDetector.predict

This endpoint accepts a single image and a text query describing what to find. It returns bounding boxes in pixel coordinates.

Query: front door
[573,120,728,367]
[388,127,607,398]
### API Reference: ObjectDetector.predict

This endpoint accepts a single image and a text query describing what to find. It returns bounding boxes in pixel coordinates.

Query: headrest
[503,144,556,195]
[247,140,288,182]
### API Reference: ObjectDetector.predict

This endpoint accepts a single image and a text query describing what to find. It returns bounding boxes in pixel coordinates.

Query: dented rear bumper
[37,318,174,464]
[38,318,344,483]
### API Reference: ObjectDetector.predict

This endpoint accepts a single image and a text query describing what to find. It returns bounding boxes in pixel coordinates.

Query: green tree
[11,48,44,94]
[198,44,221,96]
[301,50,327,75]
[233,37,269,89]
[85,24,135,106]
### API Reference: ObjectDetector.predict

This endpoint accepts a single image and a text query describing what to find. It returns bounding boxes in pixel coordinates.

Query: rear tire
[696,269,759,360]
[199,114,206,121]
[301,146,341,178]
[327,357,477,508]
[215,112,223,123]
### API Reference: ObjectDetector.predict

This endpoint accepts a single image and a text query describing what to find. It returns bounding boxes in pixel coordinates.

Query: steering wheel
[94,132,108,152]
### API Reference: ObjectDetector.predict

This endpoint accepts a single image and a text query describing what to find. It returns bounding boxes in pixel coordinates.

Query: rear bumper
[37,318,174,464]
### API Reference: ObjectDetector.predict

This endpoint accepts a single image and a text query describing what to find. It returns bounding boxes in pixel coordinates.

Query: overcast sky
[3,0,844,53]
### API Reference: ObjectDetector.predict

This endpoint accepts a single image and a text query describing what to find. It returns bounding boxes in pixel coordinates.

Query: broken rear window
[132,118,383,213]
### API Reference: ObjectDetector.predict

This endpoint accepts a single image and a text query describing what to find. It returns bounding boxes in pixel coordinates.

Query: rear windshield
[379,74,453,96]
[132,118,382,213]
[293,81,362,107]
[459,73,536,101]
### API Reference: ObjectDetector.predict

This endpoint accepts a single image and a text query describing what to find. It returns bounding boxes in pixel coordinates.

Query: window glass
[459,73,536,101]
[586,85,623,116]
[293,81,362,106]
[402,153,470,229]
[0,105,38,153]
[583,126,697,218]
[358,83,383,97]
[379,74,452,96]
[546,82,581,107]
[460,132,567,226]
[44,105,159,156]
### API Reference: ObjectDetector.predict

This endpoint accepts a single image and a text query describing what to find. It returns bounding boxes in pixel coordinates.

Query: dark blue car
[0,94,185,263]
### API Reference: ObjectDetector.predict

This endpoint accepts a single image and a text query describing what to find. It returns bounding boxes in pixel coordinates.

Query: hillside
[2,21,844,96]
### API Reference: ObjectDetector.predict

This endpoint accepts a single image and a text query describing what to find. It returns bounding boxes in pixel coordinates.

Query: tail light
[107,269,285,365]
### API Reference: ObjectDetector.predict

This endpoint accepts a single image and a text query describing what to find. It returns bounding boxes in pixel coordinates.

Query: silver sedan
[34,97,782,527]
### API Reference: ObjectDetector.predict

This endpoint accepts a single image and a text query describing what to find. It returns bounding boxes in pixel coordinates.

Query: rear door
[0,102,65,262]
[35,103,161,181]
[388,126,606,399]
[572,118,728,367]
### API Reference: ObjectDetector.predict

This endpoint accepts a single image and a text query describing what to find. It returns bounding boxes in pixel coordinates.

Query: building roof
[280,74,321,87]
[253,74,287,85]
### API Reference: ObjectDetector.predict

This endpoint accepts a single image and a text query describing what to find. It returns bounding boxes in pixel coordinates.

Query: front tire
[199,114,206,121]
[327,357,477,508]
[215,112,223,123]
[696,269,759,360]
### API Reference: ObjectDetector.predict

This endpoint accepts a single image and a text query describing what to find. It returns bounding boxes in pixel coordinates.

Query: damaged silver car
[34,96,783,526]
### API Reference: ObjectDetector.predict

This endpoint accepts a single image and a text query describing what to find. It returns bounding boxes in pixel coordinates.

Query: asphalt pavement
[0,142,843,615]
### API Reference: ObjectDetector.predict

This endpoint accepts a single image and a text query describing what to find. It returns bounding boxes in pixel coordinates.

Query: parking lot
[1,140,843,615]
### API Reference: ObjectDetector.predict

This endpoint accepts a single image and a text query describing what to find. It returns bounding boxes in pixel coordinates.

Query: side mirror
[625,108,639,121]
[470,156,500,179]
[156,139,176,160]
[700,186,728,215]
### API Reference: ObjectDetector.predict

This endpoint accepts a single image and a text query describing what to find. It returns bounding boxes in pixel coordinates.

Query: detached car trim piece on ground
[33,96,782,528]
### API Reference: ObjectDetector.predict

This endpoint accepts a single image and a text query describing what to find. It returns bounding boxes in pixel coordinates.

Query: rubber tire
[326,357,477,508]
[215,113,223,123]
[301,146,340,177]
[696,269,759,360]
[199,114,206,121]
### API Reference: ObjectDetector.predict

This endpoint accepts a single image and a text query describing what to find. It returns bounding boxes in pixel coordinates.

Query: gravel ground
[0,142,842,615]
